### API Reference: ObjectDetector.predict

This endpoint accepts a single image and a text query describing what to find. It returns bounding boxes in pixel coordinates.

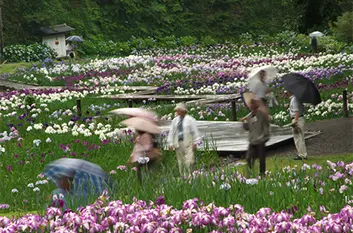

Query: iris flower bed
[1,196,353,232]
[1,161,353,232]
[0,44,352,230]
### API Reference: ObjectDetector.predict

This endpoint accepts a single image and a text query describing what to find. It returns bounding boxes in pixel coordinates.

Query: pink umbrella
[121,117,161,134]
[109,108,158,122]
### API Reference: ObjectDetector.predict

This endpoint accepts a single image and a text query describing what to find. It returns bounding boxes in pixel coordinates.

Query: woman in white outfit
[167,103,201,177]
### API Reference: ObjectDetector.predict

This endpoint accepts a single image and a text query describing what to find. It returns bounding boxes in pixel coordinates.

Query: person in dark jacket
[311,36,318,54]
[242,98,270,175]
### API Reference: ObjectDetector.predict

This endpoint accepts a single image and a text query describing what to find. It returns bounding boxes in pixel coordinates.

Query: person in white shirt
[168,103,201,177]
[288,92,307,160]
[250,70,271,105]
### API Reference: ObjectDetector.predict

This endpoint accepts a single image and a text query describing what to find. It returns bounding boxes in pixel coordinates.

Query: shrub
[81,40,131,57]
[239,32,255,45]
[318,36,347,53]
[4,43,57,62]
[201,36,217,47]
[179,36,198,47]
[116,42,131,56]
[274,31,297,47]
[142,37,156,49]
[331,11,353,43]
[158,36,178,49]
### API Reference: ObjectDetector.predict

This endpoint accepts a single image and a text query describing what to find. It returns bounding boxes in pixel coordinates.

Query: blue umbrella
[43,158,110,196]
[66,36,84,42]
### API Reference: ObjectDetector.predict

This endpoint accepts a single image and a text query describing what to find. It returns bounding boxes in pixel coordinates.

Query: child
[242,98,270,175]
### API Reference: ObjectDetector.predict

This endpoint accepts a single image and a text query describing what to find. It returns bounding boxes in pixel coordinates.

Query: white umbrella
[121,117,161,134]
[66,36,84,42]
[109,108,158,122]
[247,65,278,91]
[309,31,324,37]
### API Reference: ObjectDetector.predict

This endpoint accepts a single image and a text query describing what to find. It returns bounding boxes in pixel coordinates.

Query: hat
[242,92,259,110]
[174,103,188,112]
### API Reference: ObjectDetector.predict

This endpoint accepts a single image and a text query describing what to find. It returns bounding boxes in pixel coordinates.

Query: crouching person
[242,98,270,175]
[43,158,112,210]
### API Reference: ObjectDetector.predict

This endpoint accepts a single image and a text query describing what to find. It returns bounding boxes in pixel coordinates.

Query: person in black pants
[242,99,270,175]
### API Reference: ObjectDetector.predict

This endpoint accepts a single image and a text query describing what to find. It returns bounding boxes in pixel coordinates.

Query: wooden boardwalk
[157,120,320,152]
[100,93,241,104]
[100,92,242,120]
[0,80,160,92]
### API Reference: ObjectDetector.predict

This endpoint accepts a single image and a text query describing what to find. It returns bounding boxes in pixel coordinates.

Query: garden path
[268,117,353,157]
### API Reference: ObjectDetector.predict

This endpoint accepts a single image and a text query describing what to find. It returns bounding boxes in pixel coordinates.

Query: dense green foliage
[4,31,353,63]
[332,11,353,43]
[4,43,56,62]
[2,0,350,45]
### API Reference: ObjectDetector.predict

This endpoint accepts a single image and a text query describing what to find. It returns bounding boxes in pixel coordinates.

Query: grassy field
[233,153,353,176]
[0,61,37,75]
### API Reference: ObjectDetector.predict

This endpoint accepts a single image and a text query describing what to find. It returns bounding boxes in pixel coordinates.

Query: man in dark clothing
[311,36,318,54]
[242,98,270,175]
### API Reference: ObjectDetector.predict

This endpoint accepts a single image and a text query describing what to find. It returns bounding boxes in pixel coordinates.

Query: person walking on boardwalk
[168,103,201,177]
[288,92,308,160]
[242,97,270,175]
[251,70,271,105]
[247,65,278,106]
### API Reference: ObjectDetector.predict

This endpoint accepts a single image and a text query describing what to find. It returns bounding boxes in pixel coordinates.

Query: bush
[158,36,178,49]
[116,42,131,56]
[274,31,297,47]
[239,32,255,45]
[179,36,198,47]
[201,36,217,47]
[4,43,57,62]
[318,36,347,53]
[331,12,353,43]
[81,40,131,57]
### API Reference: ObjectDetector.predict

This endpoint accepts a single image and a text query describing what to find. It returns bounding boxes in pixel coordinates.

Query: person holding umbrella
[311,36,318,54]
[66,36,84,59]
[241,93,270,175]
[309,31,323,54]
[247,65,278,106]
[288,91,307,160]
[281,73,322,160]
[43,158,112,210]
[167,103,201,177]
[121,117,162,184]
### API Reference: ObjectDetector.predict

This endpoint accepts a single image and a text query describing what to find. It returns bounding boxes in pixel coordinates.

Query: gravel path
[268,117,353,157]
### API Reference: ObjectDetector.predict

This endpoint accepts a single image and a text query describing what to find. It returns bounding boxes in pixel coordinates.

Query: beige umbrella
[121,117,161,134]
[109,108,158,122]
[241,92,270,120]
[242,92,260,110]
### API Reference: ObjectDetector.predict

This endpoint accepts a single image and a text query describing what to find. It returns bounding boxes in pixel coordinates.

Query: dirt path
[269,117,353,156]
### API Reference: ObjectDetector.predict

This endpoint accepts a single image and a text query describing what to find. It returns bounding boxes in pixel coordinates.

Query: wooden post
[231,100,237,121]
[343,90,348,118]
[76,99,82,118]
[127,99,133,108]
[0,7,4,62]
